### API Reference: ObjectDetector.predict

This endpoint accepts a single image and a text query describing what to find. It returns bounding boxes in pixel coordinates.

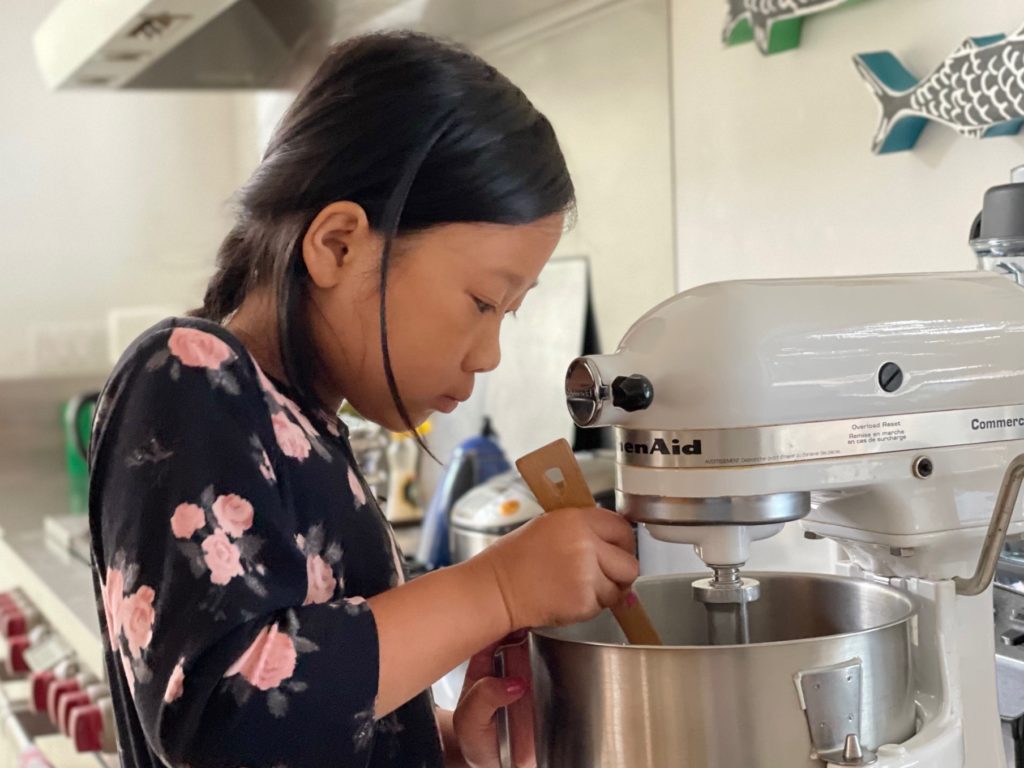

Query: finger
[595,572,625,609]
[463,643,502,691]
[457,676,529,735]
[462,634,528,696]
[501,646,536,767]
[500,641,532,688]
[508,689,537,767]
[461,631,530,704]
[595,540,640,588]
[582,508,636,553]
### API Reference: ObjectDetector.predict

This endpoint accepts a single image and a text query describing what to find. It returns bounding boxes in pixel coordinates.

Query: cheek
[392,287,473,356]
[390,308,466,385]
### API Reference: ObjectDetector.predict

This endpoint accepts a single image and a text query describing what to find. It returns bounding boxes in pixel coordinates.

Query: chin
[376,409,430,434]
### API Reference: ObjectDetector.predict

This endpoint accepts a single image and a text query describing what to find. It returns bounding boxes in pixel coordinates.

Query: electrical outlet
[30,322,109,376]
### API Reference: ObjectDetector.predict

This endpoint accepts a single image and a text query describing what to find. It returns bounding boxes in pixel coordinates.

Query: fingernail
[625,591,638,607]
[505,677,528,695]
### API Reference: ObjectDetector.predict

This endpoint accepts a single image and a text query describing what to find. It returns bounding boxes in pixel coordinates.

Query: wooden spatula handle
[515,439,662,646]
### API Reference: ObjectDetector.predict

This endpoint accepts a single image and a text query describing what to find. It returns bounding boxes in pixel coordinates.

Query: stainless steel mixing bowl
[529,572,917,768]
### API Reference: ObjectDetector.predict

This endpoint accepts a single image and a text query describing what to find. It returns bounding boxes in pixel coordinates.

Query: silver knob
[842,734,864,762]
[565,357,608,426]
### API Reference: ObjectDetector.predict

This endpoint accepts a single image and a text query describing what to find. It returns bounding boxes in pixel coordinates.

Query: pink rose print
[171,503,205,539]
[304,555,336,605]
[212,494,254,538]
[272,412,311,461]
[168,328,232,370]
[283,397,318,437]
[202,528,245,585]
[225,625,297,691]
[348,467,366,507]
[102,568,125,647]
[118,586,156,658]
[258,451,276,482]
[165,659,186,704]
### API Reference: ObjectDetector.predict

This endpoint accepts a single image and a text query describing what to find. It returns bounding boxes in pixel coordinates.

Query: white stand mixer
[564,269,1024,767]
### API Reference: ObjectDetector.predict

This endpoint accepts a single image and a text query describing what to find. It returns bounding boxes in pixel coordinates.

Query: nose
[465,326,501,374]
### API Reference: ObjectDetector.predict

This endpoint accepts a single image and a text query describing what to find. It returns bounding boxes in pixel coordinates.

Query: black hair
[192,31,576,435]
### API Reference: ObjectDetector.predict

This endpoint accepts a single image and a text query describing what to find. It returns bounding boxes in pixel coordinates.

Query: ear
[301,201,376,289]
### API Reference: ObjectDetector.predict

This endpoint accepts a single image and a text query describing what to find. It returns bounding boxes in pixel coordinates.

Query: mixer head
[566,271,1024,642]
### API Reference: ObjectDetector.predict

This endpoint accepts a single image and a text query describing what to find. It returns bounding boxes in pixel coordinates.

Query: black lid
[973,167,1024,240]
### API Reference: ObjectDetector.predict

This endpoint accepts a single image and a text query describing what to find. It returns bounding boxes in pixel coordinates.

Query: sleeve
[89,325,381,767]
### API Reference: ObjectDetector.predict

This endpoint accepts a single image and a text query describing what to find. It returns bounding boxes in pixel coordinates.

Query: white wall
[484,0,676,351]
[671,0,1024,290]
[0,2,254,378]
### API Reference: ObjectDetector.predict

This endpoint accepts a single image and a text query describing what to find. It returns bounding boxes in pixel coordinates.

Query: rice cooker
[448,449,616,562]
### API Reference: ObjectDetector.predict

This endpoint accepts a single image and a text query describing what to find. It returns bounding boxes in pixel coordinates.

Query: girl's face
[304,206,564,431]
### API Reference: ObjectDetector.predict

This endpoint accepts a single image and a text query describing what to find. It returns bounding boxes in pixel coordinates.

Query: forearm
[436,707,465,767]
[369,556,511,718]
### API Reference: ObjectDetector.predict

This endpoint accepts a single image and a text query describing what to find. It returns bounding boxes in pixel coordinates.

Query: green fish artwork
[854,24,1024,154]
[724,0,855,55]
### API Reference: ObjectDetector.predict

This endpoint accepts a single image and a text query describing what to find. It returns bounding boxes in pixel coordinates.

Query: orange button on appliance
[499,500,521,517]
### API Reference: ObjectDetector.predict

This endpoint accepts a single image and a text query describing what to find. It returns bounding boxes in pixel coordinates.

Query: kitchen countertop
[0,473,102,677]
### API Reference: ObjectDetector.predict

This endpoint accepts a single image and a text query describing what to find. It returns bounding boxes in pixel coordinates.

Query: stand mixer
[536,268,1024,767]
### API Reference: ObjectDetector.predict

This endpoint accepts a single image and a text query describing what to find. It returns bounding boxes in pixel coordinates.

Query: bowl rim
[530,571,919,650]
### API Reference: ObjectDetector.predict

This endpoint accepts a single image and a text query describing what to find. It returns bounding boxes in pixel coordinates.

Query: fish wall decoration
[854,24,1024,154]
[724,0,857,56]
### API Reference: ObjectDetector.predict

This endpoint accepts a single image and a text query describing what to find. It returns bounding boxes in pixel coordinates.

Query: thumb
[457,676,528,733]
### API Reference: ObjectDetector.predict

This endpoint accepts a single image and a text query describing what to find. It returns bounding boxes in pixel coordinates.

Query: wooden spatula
[515,439,662,645]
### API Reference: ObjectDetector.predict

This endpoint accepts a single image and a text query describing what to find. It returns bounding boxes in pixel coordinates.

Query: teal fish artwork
[854,24,1024,154]
[724,0,855,55]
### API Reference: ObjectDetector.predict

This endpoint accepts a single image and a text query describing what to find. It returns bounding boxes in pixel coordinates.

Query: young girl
[89,32,639,768]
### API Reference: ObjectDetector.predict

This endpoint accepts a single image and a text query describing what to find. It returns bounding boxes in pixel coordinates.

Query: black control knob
[611,374,654,412]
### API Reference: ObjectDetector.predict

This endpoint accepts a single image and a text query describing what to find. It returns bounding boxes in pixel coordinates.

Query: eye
[473,296,496,314]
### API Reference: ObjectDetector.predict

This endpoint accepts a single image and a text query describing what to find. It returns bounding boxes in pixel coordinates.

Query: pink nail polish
[505,678,527,695]
[625,591,638,607]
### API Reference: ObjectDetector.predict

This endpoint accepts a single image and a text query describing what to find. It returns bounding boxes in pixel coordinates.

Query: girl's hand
[453,632,536,768]
[478,507,639,630]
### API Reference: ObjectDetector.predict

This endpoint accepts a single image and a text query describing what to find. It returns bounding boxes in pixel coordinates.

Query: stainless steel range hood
[34,0,616,90]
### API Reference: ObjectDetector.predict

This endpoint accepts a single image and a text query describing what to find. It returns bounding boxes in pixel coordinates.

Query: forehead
[402,216,564,284]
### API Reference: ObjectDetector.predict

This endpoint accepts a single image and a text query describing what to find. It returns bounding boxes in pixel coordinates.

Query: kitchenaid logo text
[619,438,702,456]
[971,416,1024,431]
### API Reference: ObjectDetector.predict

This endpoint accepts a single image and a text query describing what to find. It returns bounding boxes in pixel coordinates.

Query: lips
[435,396,460,414]
[433,386,472,414]
[446,384,474,403]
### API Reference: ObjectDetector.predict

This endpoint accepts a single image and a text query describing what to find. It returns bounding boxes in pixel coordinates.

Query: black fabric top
[88,317,443,768]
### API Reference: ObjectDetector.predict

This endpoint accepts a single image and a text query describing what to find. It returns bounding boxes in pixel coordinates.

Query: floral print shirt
[88,317,444,768]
